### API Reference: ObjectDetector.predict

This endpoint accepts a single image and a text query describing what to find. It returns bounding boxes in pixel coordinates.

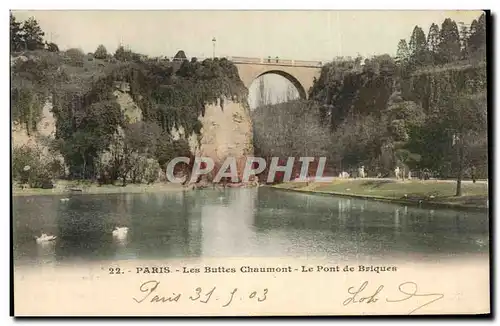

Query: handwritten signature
[133,280,268,307]
[343,281,444,314]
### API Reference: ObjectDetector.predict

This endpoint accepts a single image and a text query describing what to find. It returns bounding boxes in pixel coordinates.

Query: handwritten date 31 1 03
[133,280,268,307]
[343,281,444,314]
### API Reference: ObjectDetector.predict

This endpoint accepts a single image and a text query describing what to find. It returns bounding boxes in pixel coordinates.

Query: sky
[12,10,483,61]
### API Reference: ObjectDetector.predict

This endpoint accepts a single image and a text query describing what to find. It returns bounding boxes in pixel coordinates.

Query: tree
[45,42,59,52]
[257,77,272,108]
[427,23,440,52]
[11,87,43,135]
[113,45,140,62]
[427,23,441,63]
[285,84,298,102]
[467,13,486,60]
[438,18,461,63]
[94,44,108,59]
[382,90,426,176]
[396,39,410,65]
[65,48,85,66]
[438,92,486,196]
[22,17,45,51]
[458,22,470,59]
[10,13,23,52]
[408,26,428,66]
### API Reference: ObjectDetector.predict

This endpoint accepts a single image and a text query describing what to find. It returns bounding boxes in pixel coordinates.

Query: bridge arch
[233,60,321,101]
[253,70,307,100]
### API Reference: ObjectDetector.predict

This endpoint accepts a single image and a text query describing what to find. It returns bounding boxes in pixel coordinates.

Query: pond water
[12,188,489,265]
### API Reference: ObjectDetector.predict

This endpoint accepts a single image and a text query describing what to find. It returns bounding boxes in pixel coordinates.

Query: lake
[12,187,489,265]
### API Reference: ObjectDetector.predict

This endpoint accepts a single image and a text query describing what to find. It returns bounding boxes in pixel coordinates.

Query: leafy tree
[396,39,410,65]
[408,26,428,66]
[380,88,426,176]
[45,42,59,52]
[438,18,461,63]
[437,92,486,196]
[427,23,441,63]
[65,48,85,66]
[22,17,45,51]
[458,22,470,59]
[94,44,108,59]
[467,13,486,60]
[114,45,131,61]
[11,87,43,135]
[113,45,141,62]
[253,100,332,162]
[10,13,23,52]
[427,23,440,52]
[12,145,56,188]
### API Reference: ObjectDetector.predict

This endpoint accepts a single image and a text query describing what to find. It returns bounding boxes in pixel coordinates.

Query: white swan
[112,227,129,239]
[35,233,57,244]
[60,198,70,202]
[475,239,487,246]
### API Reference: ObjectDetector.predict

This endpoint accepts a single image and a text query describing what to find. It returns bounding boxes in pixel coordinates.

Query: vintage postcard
[11,10,490,316]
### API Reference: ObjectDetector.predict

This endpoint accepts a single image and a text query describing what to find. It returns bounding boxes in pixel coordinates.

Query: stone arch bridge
[230,56,322,99]
[168,55,323,99]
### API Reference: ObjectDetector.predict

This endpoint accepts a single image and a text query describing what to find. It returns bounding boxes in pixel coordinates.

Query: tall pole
[212,37,216,58]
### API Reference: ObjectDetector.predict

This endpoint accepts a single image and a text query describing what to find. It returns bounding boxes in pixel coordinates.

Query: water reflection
[12,187,489,265]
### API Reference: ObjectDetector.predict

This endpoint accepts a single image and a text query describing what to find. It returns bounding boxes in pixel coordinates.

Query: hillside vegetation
[253,12,487,196]
[11,14,247,187]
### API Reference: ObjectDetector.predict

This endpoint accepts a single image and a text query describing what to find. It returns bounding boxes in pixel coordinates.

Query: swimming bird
[60,198,70,202]
[475,239,486,246]
[35,233,57,244]
[112,227,129,239]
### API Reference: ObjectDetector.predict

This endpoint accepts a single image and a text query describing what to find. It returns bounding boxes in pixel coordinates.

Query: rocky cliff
[171,97,254,183]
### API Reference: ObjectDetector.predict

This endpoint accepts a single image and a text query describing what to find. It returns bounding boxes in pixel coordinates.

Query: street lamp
[212,37,216,58]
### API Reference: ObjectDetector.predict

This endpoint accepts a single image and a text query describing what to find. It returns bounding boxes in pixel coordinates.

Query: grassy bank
[12,180,185,197]
[272,178,489,211]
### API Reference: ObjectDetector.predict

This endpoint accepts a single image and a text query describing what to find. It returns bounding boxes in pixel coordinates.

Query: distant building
[173,50,187,61]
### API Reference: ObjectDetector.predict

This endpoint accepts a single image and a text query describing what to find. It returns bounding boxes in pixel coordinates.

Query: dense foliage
[254,12,488,187]
[11,11,488,193]
[11,13,248,185]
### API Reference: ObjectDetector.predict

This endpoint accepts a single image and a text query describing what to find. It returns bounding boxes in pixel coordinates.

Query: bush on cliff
[12,145,63,188]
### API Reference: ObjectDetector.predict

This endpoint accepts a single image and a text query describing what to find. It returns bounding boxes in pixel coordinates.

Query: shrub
[94,44,108,59]
[65,48,85,66]
[46,42,59,52]
[12,145,57,188]
[144,158,160,184]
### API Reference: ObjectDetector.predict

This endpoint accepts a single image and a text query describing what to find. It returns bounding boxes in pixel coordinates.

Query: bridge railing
[158,56,323,67]
[232,56,322,67]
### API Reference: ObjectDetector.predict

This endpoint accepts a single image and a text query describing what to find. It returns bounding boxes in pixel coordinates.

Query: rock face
[171,98,254,183]
[12,99,56,148]
[11,98,67,178]
[197,98,254,182]
[12,80,254,185]
[113,82,142,123]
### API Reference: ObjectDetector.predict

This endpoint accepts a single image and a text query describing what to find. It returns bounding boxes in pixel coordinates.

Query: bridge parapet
[230,56,262,63]
[163,55,323,67]
[231,56,322,67]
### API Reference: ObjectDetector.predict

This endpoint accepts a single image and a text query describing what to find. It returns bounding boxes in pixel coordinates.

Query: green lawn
[272,179,488,210]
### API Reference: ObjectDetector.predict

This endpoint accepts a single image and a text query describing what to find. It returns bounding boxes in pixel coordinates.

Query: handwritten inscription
[111,264,447,314]
[133,280,268,307]
[343,281,444,315]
